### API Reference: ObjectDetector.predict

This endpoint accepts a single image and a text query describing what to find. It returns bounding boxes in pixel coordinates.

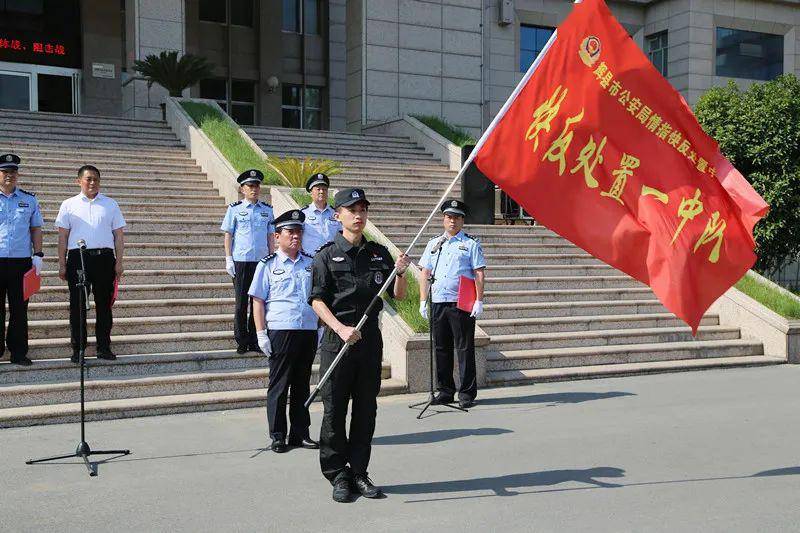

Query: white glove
[256,330,271,357]
[225,256,235,277]
[470,300,484,318]
[419,301,428,320]
[32,256,43,276]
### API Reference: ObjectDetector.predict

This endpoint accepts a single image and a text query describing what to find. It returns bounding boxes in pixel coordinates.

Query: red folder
[457,275,476,313]
[23,268,41,301]
[110,277,119,307]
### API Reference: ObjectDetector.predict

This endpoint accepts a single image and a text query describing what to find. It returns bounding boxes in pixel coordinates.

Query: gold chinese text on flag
[473,0,768,333]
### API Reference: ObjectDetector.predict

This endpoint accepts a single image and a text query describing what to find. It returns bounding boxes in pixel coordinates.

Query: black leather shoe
[96,348,116,361]
[10,356,32,367]
[236,345,249,354]
[289,437,319,449]
[271,440,287,453]
[249,344,263,354]
[459,398,474,409]
[430,393,454,405]
[70,352,80,364]
[352,474,384,499]
[332,474,352,503]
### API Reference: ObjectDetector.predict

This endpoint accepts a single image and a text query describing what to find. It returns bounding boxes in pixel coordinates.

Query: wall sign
[92,63,115,79]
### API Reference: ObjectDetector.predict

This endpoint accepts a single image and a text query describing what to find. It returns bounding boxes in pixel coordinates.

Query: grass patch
[735,273,800,319]
[180,101,284,185]
[412,114,476,147]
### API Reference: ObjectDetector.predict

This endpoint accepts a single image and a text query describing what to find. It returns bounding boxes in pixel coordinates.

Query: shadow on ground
[373,427,513,445]
[477,391,635,406]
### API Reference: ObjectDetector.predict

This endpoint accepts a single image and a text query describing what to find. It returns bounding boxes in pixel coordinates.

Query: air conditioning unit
[499,0,514,26]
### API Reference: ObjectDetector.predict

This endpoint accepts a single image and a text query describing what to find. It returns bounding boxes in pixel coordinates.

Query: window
[646,31,668,77]
[520,25,554,73]
[282,0,321,34]
[199,78,256,125]
[199,0,253,27]
[282,84,321,130]
[716,27,783,81]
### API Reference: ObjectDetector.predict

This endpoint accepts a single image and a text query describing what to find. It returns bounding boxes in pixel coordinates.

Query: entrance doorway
[0,61,80,114]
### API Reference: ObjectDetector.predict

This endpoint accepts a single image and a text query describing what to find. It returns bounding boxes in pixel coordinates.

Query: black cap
[274,209,305,231]
[441,199,467,217]
[0,153,20,170]
[237,169,264,186]
[334,187,370,208]
[305,173,330,191]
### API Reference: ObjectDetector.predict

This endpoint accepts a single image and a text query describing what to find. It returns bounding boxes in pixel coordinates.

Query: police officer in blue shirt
[301,173,341,256]
[249,209,318,454]
[221,169,275,354]
[418,199,486,408]
[0,154,44,366]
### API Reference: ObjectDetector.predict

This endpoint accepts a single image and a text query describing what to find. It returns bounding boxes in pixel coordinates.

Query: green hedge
[412,115,476,147]
[735,273,800,319]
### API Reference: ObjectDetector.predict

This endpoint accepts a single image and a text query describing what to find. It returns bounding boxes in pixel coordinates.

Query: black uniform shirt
[309,233,396,327]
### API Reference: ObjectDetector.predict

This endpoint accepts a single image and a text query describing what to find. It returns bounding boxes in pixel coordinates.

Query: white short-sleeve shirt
[55,193,126,250]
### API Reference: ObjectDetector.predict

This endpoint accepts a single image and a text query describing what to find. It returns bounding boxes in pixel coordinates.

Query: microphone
[77,239,87,250]
[432,235,448,253]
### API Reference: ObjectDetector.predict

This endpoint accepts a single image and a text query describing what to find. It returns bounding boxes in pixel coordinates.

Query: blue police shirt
[419,231,486,303]
[248,250,318,330]
[0,188,43,258]
[220,200,274,262]
[301,203,341,255]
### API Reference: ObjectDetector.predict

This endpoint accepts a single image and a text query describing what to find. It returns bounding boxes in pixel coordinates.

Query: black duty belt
[70,248,113,256]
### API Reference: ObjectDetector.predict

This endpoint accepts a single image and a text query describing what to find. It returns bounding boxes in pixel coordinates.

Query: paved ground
[3,366,800,532]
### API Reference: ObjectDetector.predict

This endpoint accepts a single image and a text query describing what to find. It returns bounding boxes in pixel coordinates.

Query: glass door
[0,70,32,110]
[0,61,80,113]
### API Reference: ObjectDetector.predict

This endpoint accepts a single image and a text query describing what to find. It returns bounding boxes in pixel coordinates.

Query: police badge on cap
[274,209,306,231]
[0,153,20,170]
[441,199,467,217]
[237,169,264,185]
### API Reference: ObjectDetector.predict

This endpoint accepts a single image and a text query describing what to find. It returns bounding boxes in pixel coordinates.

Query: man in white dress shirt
[55,165,126,363]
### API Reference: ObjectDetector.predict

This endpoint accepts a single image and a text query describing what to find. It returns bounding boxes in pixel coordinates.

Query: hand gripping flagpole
[305,29,560,409]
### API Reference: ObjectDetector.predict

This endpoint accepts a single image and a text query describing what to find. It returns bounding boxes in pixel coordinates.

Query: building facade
[0,0,796,132]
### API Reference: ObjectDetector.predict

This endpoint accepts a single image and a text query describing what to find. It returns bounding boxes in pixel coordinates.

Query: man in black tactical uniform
[309,187,410,503]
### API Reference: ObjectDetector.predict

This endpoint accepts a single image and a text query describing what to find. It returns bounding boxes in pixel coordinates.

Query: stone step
[410,243,581,255]
[25,330,237,360]
[27,297,233,320]
[479,253,602,266]
[0,122,178,139]
[486,339,765,371]
[488,325,740,351]
[41,243,226,257]
[0,132,184,148]
[483,276,641,291]
[392,233,566,246]
[0,109,171,129]
[373,222,551,233]
[12,147,194,163]
[333,176,457,188]
[249,131,418,147]
[478,313,720,335]
[246,125,403,141]
[0,377,406,427]
[482,299,667,319]
[336,168,457,179]
[20,157,201,172]
[36,190,222,204]
[484,287,653,304]
[34,282,231,303]
[265,149,437,164]
[39,268,229,286]
[118,220,223,232]
[262,140,428,155]
[0,363,392,408]
[26,314,232,337]
[18,171,210,183]
[487,355,785,385]
[3,140,188,157]
[41,230,224,244]
[28,180,217,193]
[39,200,225,214]
[483,264,619,277]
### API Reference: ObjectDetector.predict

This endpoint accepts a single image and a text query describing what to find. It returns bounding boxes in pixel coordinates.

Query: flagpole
[305,28,562,408]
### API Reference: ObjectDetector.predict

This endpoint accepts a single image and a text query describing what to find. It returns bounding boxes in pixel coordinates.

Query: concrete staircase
[247,125,784,388]
[0,110,402,427]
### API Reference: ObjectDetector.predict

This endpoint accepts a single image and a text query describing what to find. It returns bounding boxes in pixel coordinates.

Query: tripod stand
[409,236,467,419]
[26,243,130,477]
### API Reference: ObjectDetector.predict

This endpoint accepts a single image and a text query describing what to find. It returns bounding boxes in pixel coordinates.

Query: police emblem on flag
[374,272,383,284]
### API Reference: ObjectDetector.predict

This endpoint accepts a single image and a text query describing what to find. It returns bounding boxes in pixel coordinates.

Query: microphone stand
[26,244,131,477]
[409,237,467,419]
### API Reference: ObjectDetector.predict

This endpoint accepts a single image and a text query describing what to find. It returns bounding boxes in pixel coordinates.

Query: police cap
[274,209,305,231]
[334,187,370,209]
[441,199,467,217]
[305,172,330,192]
[0,153,20,170]
[237,169,264,186]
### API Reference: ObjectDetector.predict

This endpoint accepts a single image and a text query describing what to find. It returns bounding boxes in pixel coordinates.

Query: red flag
[472,0,768,333]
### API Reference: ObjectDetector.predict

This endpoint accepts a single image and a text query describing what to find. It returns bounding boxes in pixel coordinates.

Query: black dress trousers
[318,323,383,483]
[233,261,259,349]
[0,257,32,359]
[66,248,116,353]
[266,329,317,442]
[432,302,477,402]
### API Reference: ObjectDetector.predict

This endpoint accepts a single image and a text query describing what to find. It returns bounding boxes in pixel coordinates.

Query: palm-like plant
[132,51,214,97]
[265,156,343,188]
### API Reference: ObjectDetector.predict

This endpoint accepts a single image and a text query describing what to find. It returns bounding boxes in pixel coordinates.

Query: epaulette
[18,188,35,197]
[259,201,272,207]
[464,232,480,242]
[300,250,313,258]
[260,252,277,263]
[300,204,310,210]
[229,200,242,207]
[316,241,335,254]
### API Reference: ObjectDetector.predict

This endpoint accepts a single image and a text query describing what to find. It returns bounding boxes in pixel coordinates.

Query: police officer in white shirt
[301,173,341,256]
[55,165,126,363]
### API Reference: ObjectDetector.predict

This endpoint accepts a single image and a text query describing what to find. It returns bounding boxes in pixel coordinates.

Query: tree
[694,75,800,273]
[132,51,214,97]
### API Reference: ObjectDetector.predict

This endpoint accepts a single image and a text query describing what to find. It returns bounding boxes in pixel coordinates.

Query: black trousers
[266,329,317,442]
[318,323,383,483]
[0,257,32,359]
[67,249,116,353]
[432,302,477,402]
[233,261,258,349]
